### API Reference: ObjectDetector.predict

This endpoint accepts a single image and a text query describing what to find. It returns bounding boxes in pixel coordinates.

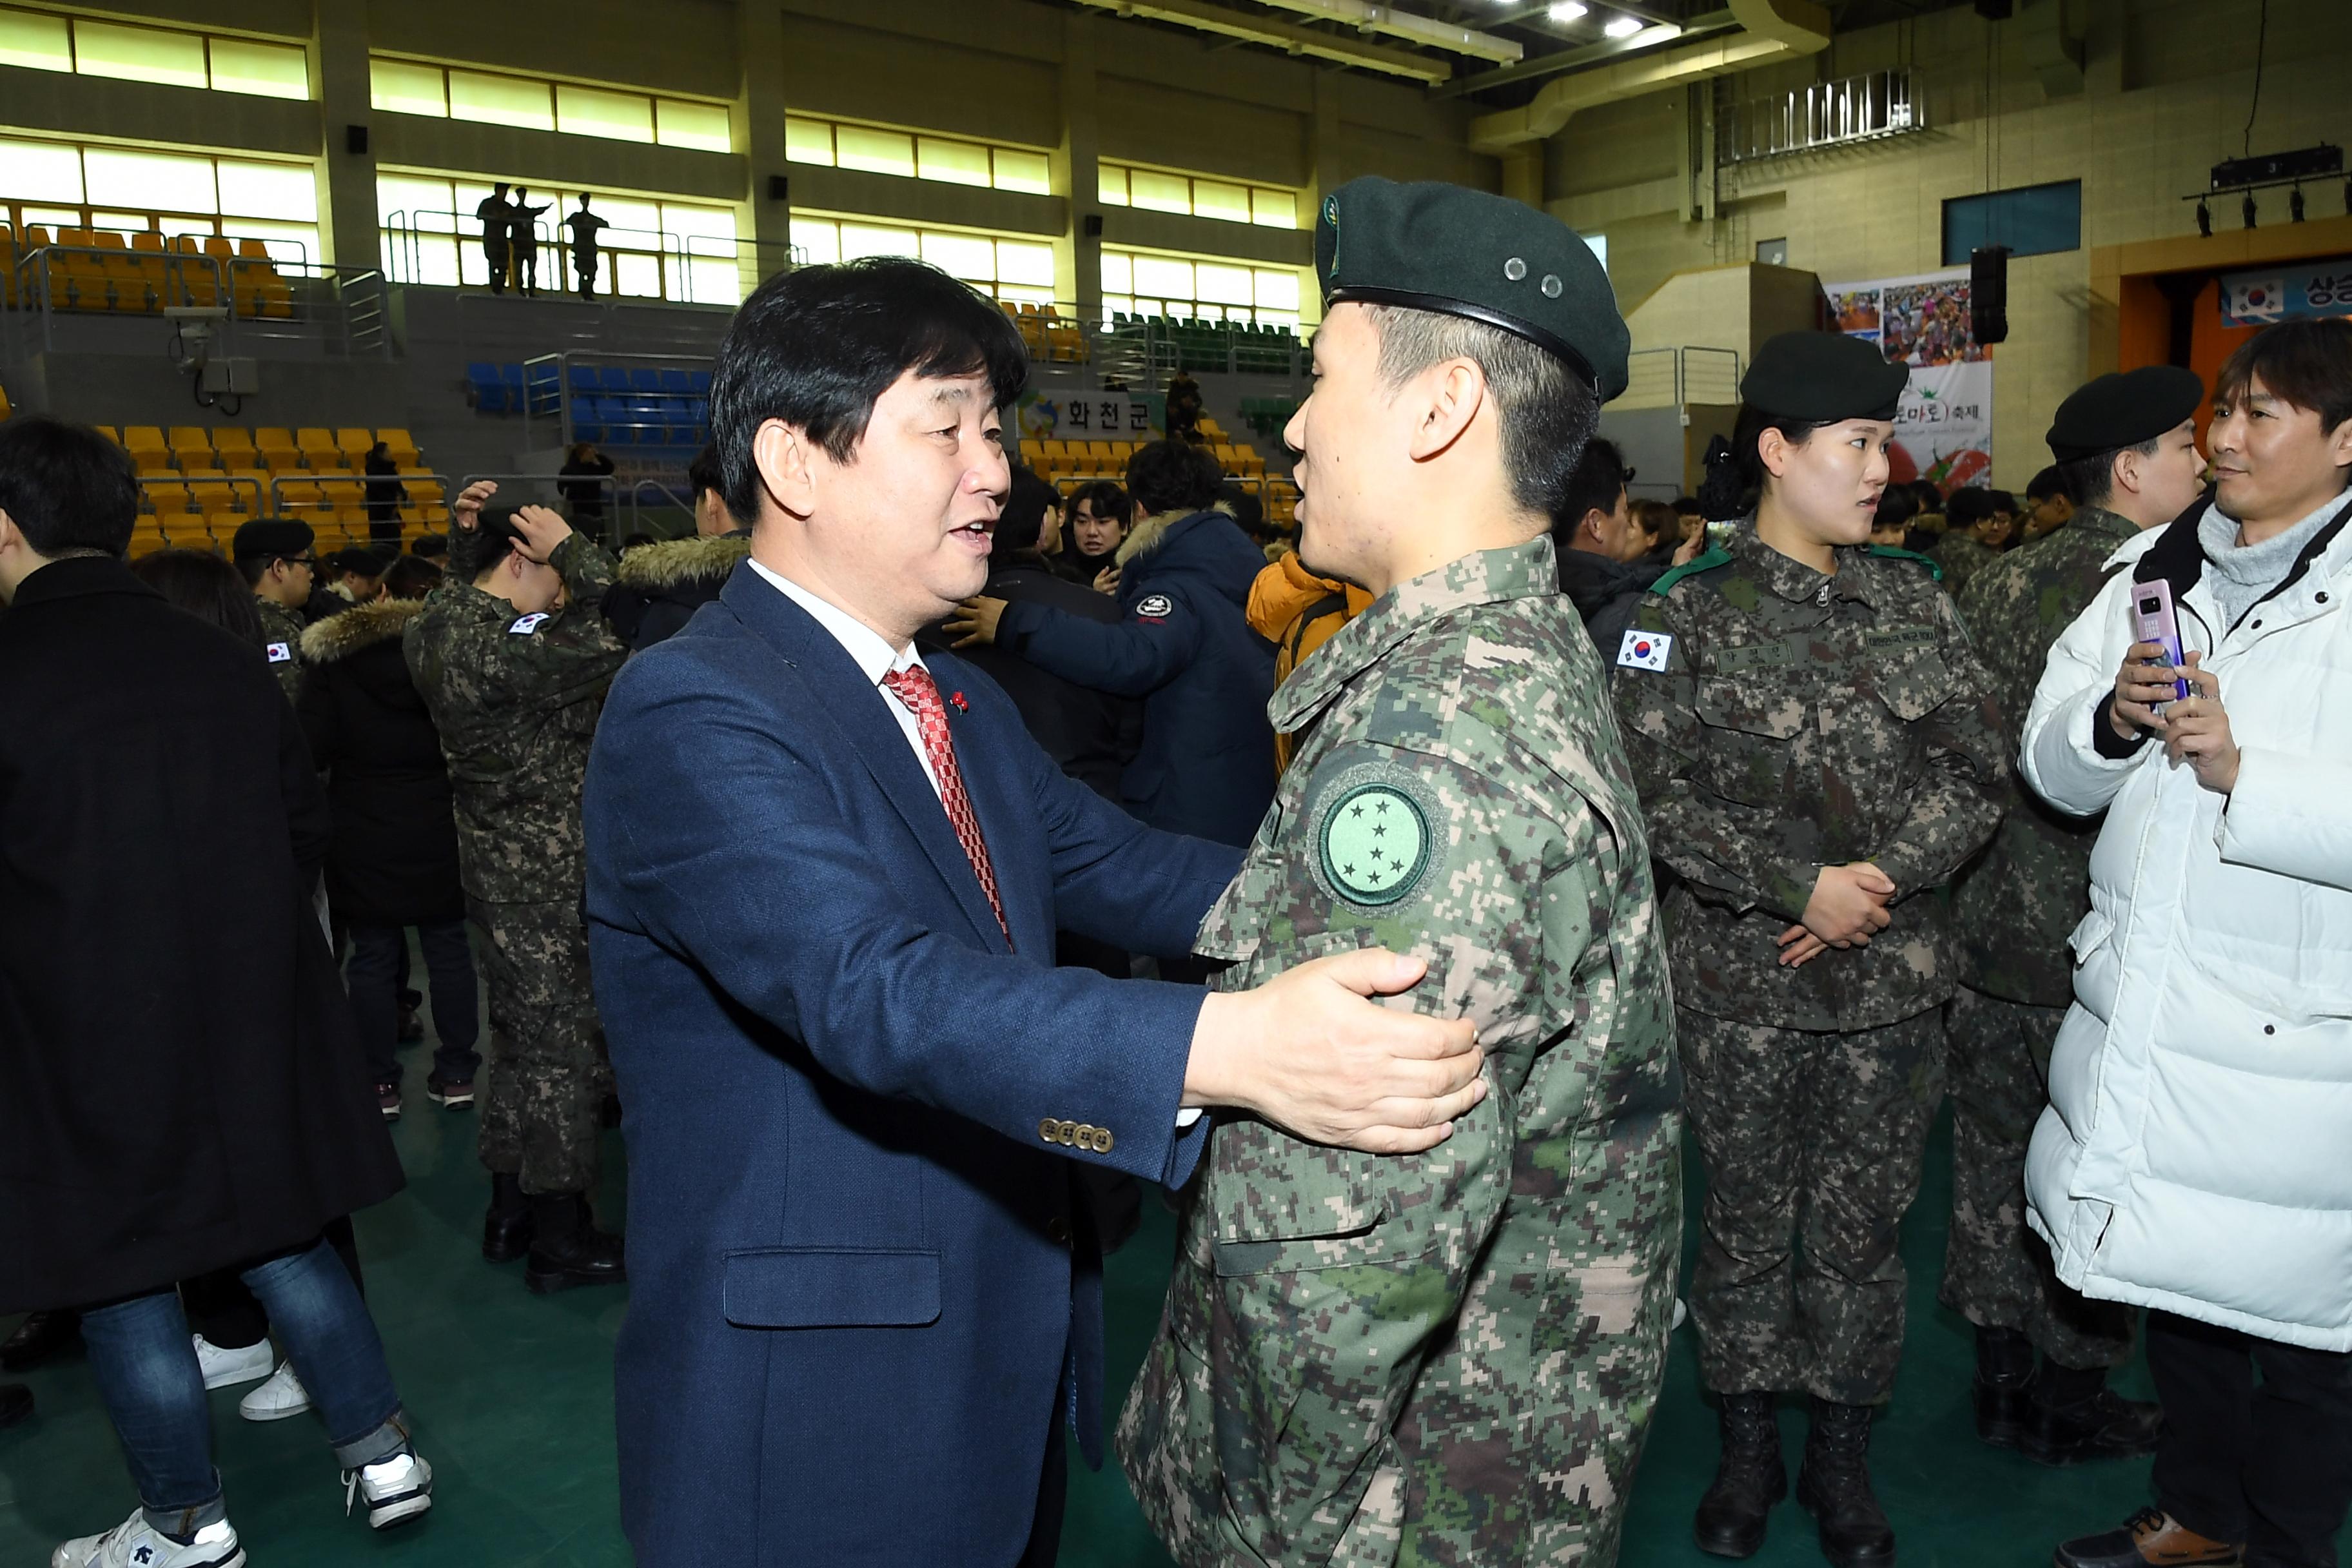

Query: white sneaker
[344,1450,433,1531]
[237,1360,310,1422]
[51,1507,244,1568]
[191,1335,273,1392]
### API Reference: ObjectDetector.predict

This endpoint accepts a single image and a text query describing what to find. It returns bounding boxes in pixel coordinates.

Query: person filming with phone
[2021,318,2352,1568]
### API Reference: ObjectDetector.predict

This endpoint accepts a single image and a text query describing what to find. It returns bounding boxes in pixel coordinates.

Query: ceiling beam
[1433,10,1733,97]
[1068,0,1455,82]
[1253,0,1523,63]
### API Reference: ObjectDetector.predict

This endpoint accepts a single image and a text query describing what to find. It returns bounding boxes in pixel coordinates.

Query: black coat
[0,559,403,1314]
[1554,538,1663,654]
[297,598,466,927]
[918,551,1142,800]
[603,531,750,651]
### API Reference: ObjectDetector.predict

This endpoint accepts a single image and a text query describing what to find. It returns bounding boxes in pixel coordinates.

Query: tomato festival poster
[1822,267,1994,496]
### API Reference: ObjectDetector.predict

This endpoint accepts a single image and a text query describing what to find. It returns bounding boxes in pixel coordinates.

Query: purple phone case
[2130,580,2193,701]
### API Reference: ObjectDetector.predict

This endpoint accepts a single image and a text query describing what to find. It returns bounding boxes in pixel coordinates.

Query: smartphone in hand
[2129,579,2193,705]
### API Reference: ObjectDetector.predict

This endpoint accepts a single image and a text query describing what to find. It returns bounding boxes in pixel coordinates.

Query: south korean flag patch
[264,641,293,664]
[507,612,551,636]
[1616,629,1673,672]
[1133,593,1174,622]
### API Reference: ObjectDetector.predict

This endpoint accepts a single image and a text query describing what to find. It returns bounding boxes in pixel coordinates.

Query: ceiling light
[1603,14,1643,35]
[1547,2,1587,19]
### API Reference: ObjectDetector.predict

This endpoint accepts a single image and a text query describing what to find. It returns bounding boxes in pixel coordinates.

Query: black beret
[1741,331,1911,423]
[2046,366,2205,464]
[230,517,315,561]
[324,547,385,576]
[1316,176,1630,401]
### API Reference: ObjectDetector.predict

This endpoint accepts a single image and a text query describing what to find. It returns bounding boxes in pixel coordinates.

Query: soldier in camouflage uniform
[404,491,631,1294]
[1118,177,1682,1568]
[1941,366,2208,1465]
[1611,331,2008,1568]
[231,517,317,703]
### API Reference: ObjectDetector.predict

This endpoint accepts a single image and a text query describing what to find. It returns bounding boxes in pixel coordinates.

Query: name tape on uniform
[265,641,293,663]
[507,612,551,636]
[1616,629,1673,672]
[1134,593,1174,620]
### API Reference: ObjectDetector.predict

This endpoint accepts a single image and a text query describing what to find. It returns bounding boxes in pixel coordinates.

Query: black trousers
[1018,1387,1069,1568]
[2150,1309,2352,1567]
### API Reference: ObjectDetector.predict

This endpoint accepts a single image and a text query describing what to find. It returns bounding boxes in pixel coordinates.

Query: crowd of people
[472,181,611,300]
[1,173,2348,1568]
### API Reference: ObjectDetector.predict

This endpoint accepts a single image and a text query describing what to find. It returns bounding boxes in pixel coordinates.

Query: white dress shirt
[747,557,940,799]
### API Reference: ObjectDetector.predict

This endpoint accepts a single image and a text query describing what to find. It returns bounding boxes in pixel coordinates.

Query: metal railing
[1718,68,1923,166]
[5,245,391,357]
[520,349,716,451]
[1618,346,1744,410]
[380,210,801,306]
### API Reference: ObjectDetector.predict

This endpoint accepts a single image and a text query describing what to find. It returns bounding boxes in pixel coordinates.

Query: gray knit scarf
[2198,491,2346,631]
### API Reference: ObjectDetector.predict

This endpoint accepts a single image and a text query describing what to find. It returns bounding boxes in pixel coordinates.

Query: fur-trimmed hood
[1113,509,1186,569]
[301,598,423,664]
[616,531,751,590]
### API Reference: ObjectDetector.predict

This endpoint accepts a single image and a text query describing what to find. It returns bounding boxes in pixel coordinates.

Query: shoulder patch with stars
[1133,593,1174,620]
[1308,760,1441,912]
[507,612,551,636]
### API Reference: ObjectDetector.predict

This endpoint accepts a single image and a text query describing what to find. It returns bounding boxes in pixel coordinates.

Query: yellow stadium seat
[237,239,271,262]
[131,231,163,255]
[295,427,335,457]
[334,427,373,459]
[122,426,168,457]
[213,428,256,461]
[168,425,211,456]
[376,429,420,465]
[95,427,121,446]
[201,237,233,260]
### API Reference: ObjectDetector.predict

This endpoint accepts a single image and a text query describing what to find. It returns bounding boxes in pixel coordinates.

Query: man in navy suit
[582,257,1489,1567]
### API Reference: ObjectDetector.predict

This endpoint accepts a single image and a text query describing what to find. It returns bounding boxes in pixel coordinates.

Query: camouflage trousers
[1939,986,2133,1369]
[467,897,610,1197]
[1681,1007,1945,1406]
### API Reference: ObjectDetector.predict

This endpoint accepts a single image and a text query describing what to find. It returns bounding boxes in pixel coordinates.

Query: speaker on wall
[1083,213,1104,239]
[1970,244,2011,346]
[767,174,790,202]
[345,124,369,157]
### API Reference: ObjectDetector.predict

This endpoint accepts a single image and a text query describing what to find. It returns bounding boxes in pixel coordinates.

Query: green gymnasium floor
[4,1026,2343,1565]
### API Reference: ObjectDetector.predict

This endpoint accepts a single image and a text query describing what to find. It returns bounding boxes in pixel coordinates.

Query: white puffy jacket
[2020,493,2352,1352]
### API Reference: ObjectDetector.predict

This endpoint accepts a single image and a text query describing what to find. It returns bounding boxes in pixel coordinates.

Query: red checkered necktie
[879,663,1010,948]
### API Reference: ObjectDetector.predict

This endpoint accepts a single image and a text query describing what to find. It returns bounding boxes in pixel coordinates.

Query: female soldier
[1611,331,2008,1568]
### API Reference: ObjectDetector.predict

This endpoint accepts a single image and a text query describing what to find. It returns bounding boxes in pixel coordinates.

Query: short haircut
[411,533,450,562]
[710,257,1029,526]
[1872,485,1918,531]
[1125,439,1223,516]
[451,504,533,582]
[687,443,724,501]
[1066,479,1132,529]
[0,416,139,558]
[1366,304,1600,519]
[1910,480,1947,513]
[2215,317,2352,433]
[130,548,261,642]
[1558,436,1631,531]
[1988,489,2018,516]
[382,554,443,600]
[2026,464,2075,504]
[994,467,1062,554]
[1670,494,1701,516]
[1945,486,1999,529]
[1632,498,1678,546]
[1218,480,1268,540]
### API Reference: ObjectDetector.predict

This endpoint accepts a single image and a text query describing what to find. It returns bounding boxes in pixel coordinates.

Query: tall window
[1098,162,1297,230]
[0,136,319,265]
[1102,250,1301,328]
[375,173,741,304]
[368,58,732,153]
[789,214,1057,304]
[0,6,308,99]
[786,116,1051,197]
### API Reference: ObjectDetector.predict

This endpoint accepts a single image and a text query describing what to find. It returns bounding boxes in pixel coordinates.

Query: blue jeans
[79,1237,411,1538]
[347,918,480,1088]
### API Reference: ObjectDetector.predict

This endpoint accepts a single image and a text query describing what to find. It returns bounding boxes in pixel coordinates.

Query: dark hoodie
[296,598,464,926]
[995,507,1276,846]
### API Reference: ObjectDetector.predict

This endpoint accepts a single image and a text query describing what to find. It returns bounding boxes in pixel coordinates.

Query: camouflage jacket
[402,534,627,904]
[1930,531,1999,597]
[255,596,307,705]
[1611,522,2008,1032]
[1117,535,1682,1565]
[1950,505,2144,1004]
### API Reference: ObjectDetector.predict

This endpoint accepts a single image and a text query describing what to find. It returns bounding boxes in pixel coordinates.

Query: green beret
[2047,366,2204,464]
[323,547,386,577]
[1743,331,1910,423]
[230,517,315,562]
[1316,176,1629,401]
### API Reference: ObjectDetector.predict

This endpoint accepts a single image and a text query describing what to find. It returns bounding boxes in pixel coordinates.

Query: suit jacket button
[1038,1118,1059,1143]
[1047,1217,1071,1244]
[1093,1128,1114,1153]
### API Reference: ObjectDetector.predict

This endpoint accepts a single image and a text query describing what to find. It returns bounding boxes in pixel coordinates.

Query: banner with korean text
[1822,266,1995,495]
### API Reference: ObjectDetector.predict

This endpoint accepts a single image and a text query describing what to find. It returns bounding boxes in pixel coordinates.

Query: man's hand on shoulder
[1184,947,1486,1154]
[945,595,1008,648]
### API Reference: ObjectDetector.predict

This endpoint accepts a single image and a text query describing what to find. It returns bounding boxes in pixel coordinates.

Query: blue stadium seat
[627,368,661,393]
[688,370,712,394]
[467,362,505,413]
[598,366,632,393]
[658,369,691,393]
[567,364,599,392]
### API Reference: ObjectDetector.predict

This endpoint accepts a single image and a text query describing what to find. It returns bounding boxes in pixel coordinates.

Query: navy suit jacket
[582,565,1239,1566]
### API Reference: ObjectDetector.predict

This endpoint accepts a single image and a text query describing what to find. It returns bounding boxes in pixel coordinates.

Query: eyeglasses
[287,555,318,569]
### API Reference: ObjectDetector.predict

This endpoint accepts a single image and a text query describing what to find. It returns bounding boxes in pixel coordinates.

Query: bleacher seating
[1026,434,1271,484]
[0,226,293,319]
[465,361,712,451]
[998,300,1088,366]
[113,424,447,558]
[1103,313,1301,376]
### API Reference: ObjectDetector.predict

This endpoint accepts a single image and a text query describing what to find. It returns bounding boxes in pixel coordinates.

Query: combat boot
[482,1173,533,1263]
[1694,1391,1785,1558]
[524,1194,627,1293]
[2021,1362,2164,1466]
[1973,1324,2035,1449]
[1796,1398,1895,1568]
